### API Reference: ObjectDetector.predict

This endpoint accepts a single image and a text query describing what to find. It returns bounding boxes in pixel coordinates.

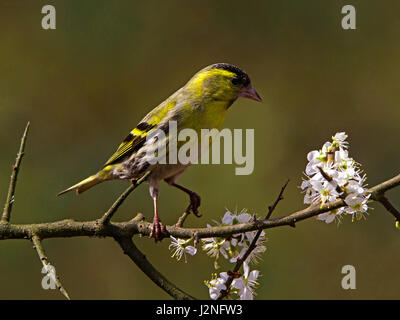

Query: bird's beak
[238,85,262,102]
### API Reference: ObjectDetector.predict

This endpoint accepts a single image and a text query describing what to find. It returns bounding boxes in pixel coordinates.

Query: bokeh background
[0,0,399,299]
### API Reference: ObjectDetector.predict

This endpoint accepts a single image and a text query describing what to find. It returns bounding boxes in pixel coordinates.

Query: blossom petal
[185,246,197,256]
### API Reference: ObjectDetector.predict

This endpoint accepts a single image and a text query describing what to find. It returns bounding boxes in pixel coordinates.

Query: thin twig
[375,196,400,222]
[218,180,289,300]
[2,122,30,222]
[100,171,150,225]
[114,235,195,300]
[31,235,70,300]
[317,166,346,199]
[369,173,400,222]
[175,211,190,227]
[266,180,290,219]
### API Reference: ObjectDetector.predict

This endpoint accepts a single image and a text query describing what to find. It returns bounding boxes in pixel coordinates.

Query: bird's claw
[149,217,168,242]
[186,192,202,217]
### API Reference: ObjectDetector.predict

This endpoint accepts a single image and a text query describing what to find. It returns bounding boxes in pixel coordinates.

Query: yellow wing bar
[104,122,155,166]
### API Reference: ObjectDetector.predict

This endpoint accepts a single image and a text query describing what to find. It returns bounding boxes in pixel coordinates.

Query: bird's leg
[170,183,202,217]
[149,195,167,242]
[149,181,167,242]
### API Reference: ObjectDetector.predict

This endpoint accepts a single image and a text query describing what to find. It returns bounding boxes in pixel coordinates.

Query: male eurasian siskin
[59,63,262,241]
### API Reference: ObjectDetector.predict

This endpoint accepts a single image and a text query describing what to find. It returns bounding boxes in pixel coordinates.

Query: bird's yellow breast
[178,98,230,133]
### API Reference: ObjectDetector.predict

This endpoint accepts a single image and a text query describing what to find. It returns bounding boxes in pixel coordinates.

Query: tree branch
[114,235,195,300]
[1,173,399,242]
[31,234,70,300]
[374,195,400,222]
[369,173,400,196]
[369,174,400,222]
[2,122,30,222]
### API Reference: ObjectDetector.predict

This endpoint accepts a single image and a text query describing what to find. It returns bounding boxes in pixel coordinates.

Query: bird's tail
[58,173,104,196]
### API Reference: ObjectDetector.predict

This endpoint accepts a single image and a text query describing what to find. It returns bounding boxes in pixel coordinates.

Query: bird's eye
[231,77,240,85]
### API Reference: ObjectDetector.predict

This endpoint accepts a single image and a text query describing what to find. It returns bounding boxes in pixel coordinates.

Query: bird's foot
[149,216,168,242]
[185,191,202,218]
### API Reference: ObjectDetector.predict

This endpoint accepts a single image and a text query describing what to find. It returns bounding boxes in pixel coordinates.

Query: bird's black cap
[212,63,251,87]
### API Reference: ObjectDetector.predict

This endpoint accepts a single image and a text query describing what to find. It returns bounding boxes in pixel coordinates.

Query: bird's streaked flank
[58,63,262,241]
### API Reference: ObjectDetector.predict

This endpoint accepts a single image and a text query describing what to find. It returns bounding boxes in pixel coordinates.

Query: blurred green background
[0,0,399,299]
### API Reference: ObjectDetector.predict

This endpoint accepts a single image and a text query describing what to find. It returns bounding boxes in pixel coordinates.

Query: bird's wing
[104,99,177,167]
[104,122,156,166]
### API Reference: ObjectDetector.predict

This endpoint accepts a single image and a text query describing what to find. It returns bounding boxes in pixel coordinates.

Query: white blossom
[344,193,370,221]
[302,132,370,224]
[169,236,197,262]
[231,262,260,300]
[204,272,229,300]
[202,227,229,261]
[317,208,345,224]
[202,209,267,269]
[222,210,252,226]
[309,180,340,204]
[229,231,267,265]
[332,132,349,149]
[202,209,267,300]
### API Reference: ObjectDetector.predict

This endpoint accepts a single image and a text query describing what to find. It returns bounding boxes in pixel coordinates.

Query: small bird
[58,63,261,241]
